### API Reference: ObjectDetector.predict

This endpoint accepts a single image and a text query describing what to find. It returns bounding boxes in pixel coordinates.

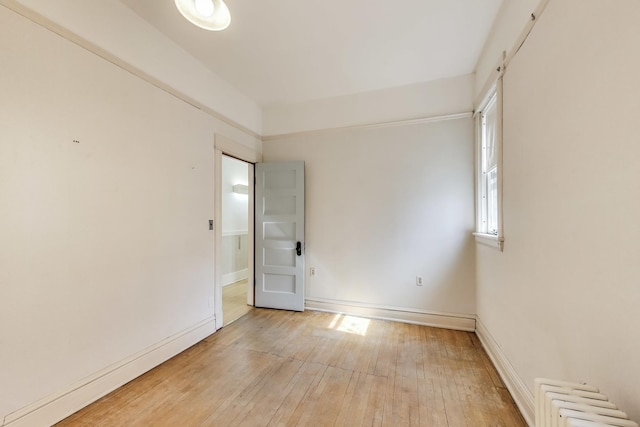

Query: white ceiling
[120,0,503,107]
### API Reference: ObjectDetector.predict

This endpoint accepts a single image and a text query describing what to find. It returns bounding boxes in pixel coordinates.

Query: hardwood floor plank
[372,319,399,378]
[333,371,369,427]
[396,322,426,379]
[267,361,327,427]
[361,373,389,427]
[222,280,252,326]
[294,366,353,426]
[382,374,421,427]
[234,357,304,426]
[142,348,276,426]
[56,309,526,427]
[201,355,291,426]
[417,378,449,426]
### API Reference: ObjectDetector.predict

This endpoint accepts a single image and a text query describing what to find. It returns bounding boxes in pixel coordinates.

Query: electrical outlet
[310,267,316,277]
[416,276,423,286]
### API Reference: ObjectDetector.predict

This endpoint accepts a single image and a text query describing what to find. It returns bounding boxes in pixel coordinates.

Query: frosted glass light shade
[175,0,231,31]
[195,0,214,17]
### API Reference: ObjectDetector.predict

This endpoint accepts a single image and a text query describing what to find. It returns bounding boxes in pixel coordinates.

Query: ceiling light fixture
[175,0,231,31]
[195,0,214,17]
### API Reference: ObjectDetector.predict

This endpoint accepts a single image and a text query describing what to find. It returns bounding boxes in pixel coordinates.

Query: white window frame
[474,79,504,250]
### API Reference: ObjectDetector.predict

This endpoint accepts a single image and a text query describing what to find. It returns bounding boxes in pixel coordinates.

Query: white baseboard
[222,269,248,286]
[305,297,476,331]
[475,317,534,427]
[2,317,217,427]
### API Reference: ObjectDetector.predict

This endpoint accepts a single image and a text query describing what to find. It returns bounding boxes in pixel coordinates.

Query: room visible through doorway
[221,155,252,325]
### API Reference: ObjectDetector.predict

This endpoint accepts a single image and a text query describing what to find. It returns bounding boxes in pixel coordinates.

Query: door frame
[214,134,262,331]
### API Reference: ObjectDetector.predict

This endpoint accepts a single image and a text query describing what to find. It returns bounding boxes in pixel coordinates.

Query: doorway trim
[214,134,262,330]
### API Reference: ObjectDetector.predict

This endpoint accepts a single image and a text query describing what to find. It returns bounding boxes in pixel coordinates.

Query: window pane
[487,167,498,234]
[484,97,498,170]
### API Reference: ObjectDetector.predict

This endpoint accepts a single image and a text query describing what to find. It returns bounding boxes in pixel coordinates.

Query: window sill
[473,233,504,251]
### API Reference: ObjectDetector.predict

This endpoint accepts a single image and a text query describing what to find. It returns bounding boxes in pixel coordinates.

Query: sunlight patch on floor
[327,314,370,336]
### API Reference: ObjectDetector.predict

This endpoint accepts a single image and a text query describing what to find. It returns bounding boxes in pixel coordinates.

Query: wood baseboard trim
[305,298,476,331]
[2,317,216,427]
[475,317,534,426]
[222,270,249,287]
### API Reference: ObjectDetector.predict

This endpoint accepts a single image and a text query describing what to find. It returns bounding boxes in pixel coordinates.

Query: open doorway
[221,154,252,325]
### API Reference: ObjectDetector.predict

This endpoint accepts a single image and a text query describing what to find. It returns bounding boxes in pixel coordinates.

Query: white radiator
[535,378,638,427]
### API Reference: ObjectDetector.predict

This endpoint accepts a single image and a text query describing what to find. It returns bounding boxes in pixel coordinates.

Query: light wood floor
[223,279,252,326]
[56,309,526,427]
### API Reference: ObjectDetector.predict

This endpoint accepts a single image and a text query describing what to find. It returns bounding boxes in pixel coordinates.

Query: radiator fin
[535,378,638,427]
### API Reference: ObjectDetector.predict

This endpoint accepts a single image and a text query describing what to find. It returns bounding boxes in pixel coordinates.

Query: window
[475,86,504,250]
[480,92,498,235]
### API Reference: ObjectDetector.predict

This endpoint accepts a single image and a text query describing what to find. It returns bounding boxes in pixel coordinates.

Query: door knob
[296,241,302,256]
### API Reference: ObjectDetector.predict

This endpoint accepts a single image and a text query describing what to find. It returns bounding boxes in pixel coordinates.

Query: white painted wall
[263,74,473,136]
[476,0,640,422]
[3,0,262,135]
[263,117,476,318]
[0,5,257,423]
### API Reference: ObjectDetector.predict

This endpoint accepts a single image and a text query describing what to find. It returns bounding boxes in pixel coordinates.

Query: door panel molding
[255,161,305,311]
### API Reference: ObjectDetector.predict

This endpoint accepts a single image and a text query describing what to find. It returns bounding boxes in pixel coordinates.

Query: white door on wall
[254,161,305,311]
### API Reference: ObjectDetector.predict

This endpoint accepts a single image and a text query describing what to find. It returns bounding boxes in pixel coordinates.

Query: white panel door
[255,161,305,311]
